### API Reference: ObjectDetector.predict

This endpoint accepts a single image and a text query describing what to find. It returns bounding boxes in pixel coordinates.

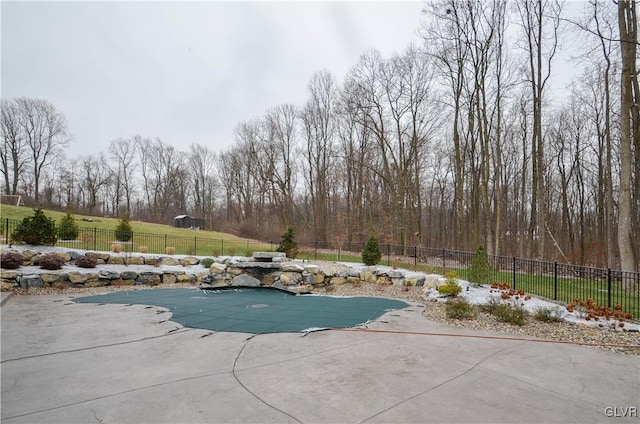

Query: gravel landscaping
[311,283,640,356]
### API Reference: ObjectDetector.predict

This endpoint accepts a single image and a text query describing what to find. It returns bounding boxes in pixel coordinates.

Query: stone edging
[1,248,442,294]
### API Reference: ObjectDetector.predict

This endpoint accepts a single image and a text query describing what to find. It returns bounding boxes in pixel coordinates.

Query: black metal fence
[2,218,639,319]
[295,241,640,321]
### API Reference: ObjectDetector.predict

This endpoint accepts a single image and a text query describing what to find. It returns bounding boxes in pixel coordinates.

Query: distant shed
[173,215,205,229]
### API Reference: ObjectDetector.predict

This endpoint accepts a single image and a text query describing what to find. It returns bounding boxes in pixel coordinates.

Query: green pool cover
[74,287,409,334]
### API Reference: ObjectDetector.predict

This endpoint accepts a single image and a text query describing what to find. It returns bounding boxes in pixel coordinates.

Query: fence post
[414,246,417,268]
[315,241,318,260]
[387,243,391,266]
[442,249,446,270]
[607,268,612,309]
[94,228,97,251]
[164,234,167,249]
[512,257,516,290]
[4,218,8,244]
[194,237,197,255]
[553,262,558,301]
[221,239,224,256]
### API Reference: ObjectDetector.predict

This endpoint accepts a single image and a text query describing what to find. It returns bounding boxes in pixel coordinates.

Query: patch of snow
[423,281,640,332]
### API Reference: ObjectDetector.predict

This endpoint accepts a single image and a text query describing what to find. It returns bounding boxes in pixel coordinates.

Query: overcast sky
[1,1,424,158]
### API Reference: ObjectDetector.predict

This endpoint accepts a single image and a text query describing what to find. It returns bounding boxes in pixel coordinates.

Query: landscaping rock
[40,273,66,284]
[176,274,196,284]
[106,256,125,265]
[98,270,119,280]
[160,257,180,266]
[21,250,38,260]
[144,257,162,266]
[406,276,426,287]
[231,274,260,287]
[136,273,161,286]
[85,280,110,287]
[209,263,227,273]
[304,264,320,274]
[2,281,17,290]
[121,271,139,280]
[1,271,19,280]
[252,252,286,262]
[87,252,110,261]
[330,277,346,286]
[51,281,72,289]
[280,272,302,286]
[301,273,315,285]
[180,256,199,266]
[112,279,136,286]
[391,278,405,286]
[386,270,404,279]
[20,275,43,289]
[282,263,305,272]
[125,256,145,265]
[376,276,392,285]
[162,273,177,285]
[360,271,376,284]
[68,272,97,284]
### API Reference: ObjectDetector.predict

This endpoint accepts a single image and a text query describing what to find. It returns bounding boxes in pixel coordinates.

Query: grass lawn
[0,205,271,256]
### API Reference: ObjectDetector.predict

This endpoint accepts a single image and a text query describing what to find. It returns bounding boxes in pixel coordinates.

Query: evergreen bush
[11,209,57,245]
[200,258,215,268]
[57,211,79,240]
[276,226,298,258]
[468,245,493,285]
[361,231,382,266]
[115,214,133,242]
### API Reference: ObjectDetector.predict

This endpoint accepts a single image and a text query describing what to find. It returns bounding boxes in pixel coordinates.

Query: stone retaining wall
[1,249,437,293]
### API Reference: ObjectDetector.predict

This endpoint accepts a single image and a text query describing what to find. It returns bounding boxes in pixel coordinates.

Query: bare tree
[108,137,137,216]
[137,137,187,222]
[617,0,638,273]
[300,70,338,242]
[80,154,112,214]
[0,99,27,195]
[264,104,298,228]
[188,143,218,228]
[515,0,563,258]
[14,97,70,203]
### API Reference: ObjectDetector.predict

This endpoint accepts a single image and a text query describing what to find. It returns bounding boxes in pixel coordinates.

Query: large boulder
[136,273,161,286]
[231,274,260,287]
[180,256,199,266]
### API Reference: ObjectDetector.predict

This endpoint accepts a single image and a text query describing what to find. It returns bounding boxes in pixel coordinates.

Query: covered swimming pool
[74,287,410,334]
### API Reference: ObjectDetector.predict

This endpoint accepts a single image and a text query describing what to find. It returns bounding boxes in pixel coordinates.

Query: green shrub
[39,253,65,270]
[478,296,502,314]
[0,252,24,269]
[446,298,476,320]
[492,303,526,325]
[437,272,462,296]
[276,226,298,259]
[115,214,133,242]
[74,255,97,268]
[468,245,493,285]
[534,306,563,323]
[200,258,214,268]
[11,209,57,245]
[361,231,381,266]
[57,211,79,240]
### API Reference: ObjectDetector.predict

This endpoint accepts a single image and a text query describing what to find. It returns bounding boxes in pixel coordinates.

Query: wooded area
[1,0,638,270]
